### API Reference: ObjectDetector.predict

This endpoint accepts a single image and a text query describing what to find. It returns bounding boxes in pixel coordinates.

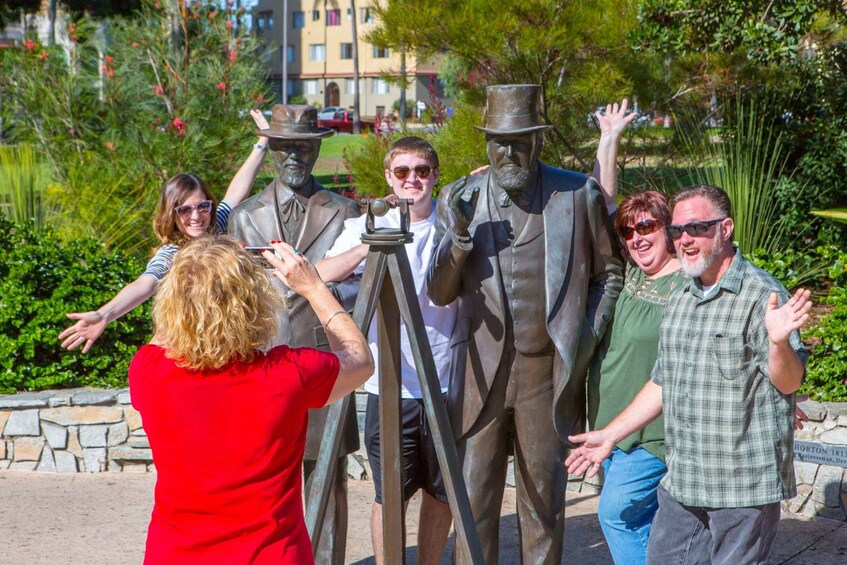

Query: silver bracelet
[323,310,349,329]
[254,143,267,151]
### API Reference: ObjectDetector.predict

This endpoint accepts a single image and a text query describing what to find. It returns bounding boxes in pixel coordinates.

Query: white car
[317,106,345,121]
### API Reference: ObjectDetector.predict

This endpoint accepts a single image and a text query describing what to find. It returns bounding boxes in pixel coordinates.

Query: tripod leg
[305,251,387,554]
[386,249,485,564]
[376,270,406,564]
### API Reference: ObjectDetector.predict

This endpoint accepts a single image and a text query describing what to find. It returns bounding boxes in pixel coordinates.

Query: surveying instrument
[305,197,483,563]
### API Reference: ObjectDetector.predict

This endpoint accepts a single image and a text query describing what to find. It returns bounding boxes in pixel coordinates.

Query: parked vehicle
[317,106,345,121]
[318,110,375,134]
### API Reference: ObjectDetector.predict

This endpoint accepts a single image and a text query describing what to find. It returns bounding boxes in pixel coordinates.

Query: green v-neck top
[588,262,687,461]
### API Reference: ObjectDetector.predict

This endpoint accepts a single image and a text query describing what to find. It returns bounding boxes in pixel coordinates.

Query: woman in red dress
[128,236,373,564]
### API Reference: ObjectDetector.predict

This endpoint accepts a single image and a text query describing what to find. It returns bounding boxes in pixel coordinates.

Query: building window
[345,78,363,94]
[340,43,353,60]
[304,80,319,95]
[372,78,390,94]
[309,44,326,61]
[286,45,295,63]
[292,11,305,29]
[287,79,297,96]
[347,8,353,20]
[361,8,374,23]
[373,46,390,58]
[326,9,341,26]
[312,10,320,21]
[256,11,273,34]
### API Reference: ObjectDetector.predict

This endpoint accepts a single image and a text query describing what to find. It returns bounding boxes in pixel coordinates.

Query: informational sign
[794,440,847,467]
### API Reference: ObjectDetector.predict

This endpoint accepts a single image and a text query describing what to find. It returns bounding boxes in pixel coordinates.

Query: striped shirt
[652,251,808,507]
[142,201,232,281]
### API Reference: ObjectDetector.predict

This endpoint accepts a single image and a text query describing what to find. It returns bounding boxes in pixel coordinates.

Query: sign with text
[794,440,847,468]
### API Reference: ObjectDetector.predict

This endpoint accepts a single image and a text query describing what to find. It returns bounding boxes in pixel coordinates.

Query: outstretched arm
[59,275,158,353]
[592,99,637,209]
[221,109,270,207]
[316,244,369,283]
[566,380,663,478]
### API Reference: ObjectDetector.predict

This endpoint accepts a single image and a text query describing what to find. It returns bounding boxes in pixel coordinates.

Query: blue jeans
[599,447,667,565]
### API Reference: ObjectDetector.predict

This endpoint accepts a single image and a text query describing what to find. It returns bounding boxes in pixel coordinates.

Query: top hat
[474,84,553,135]
[257,104,333,139]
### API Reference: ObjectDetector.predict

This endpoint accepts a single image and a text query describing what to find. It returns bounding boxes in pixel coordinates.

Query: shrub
[748,245,847,291]
[801,286,847,402]
[0,1,271,255]
[0,217,151,393]
[0,144,54,229]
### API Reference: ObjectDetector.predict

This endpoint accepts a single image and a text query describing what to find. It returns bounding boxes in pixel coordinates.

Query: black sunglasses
[391,165,432,180]
[666,218,725,240]
[174,200,213,219]
[619,219,662,240]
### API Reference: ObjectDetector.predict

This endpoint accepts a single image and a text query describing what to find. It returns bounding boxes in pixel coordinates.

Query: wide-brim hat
[474,84,553,135]
[257,104,333,139]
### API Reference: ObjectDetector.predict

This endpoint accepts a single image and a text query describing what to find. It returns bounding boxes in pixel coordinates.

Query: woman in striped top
[58,110,270,353]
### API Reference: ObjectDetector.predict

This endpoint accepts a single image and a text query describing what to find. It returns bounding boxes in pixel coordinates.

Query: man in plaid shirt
[567,185,811,563]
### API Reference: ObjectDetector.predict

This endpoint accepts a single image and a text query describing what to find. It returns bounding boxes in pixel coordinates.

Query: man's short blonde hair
[153,236,282,371]
[383,136,439,169]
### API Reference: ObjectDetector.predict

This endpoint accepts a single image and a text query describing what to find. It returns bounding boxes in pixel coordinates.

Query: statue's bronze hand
[448,178,479,236]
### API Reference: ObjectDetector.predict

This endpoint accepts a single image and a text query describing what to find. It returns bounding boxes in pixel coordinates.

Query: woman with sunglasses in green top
[58,110,271,354]
[587,100,685,565]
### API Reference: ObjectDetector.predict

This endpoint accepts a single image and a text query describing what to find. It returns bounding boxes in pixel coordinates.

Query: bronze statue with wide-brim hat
[257,104,334,139]
[427,84,624,564]
[229,103,359,565]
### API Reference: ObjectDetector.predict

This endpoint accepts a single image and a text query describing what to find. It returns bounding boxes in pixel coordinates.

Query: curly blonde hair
[152,236,282,371]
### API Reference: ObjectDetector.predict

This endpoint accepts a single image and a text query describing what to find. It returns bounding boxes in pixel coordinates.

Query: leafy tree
[634,0,847,64]
[367,0,657,170]
[0,0,41,29]
[0,0,271,254]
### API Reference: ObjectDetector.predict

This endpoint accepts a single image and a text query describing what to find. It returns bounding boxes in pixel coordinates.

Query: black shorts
[364,393,448,504]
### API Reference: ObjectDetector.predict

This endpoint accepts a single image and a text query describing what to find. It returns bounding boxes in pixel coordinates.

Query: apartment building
[252,1,443,118]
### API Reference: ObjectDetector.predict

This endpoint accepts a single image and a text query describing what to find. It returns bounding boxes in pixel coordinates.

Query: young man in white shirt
[317,137,456,565]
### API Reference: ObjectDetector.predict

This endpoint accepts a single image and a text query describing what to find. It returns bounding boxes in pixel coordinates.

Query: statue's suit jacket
[427,164,623,444]
[229,178,361,458]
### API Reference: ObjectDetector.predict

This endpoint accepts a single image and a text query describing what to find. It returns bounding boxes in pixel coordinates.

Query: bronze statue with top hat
[228,104,360,565]
[427,85,624,564]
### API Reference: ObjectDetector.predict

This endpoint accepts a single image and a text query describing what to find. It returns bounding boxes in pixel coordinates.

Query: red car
[317,110,375,134]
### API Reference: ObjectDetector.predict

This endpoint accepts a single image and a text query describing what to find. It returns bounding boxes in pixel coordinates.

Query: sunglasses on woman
[619,219,662,240]
[391,165,432,180]
[665,218,725,240]
[174,200,213,219]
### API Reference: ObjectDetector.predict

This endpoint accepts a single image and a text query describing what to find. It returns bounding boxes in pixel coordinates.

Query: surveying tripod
[305,198,483,564]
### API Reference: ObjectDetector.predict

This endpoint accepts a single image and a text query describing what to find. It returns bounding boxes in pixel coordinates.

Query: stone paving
[1,470,846,564]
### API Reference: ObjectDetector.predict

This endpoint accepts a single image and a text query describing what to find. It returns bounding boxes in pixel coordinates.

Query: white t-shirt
[324,204,458,398]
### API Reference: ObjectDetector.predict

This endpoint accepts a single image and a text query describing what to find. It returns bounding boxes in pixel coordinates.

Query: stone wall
[783,399,847,520]
[2,389,846,522]
[0,389,150,473]
[0,387,374,476]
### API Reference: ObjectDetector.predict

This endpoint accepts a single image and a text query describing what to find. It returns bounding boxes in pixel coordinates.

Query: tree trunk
[351,0,361,134]
[399,46,406,128]
[48,0,57,46]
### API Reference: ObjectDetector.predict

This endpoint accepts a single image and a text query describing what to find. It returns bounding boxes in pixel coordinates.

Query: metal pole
[282,0,288,103]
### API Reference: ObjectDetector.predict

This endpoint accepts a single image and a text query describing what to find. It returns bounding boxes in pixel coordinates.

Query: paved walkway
[1,470,845,564]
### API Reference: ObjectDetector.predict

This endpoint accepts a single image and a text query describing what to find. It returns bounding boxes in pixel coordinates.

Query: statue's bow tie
[281,195,306,220]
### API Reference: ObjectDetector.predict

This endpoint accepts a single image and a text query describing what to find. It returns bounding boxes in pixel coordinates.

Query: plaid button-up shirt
[652,251,808,508]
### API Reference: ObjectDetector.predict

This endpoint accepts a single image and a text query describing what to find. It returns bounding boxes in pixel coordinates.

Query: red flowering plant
[0,0,271,255]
